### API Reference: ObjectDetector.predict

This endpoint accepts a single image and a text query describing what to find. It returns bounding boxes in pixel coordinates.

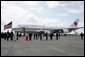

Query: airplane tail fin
[70,19,79,28]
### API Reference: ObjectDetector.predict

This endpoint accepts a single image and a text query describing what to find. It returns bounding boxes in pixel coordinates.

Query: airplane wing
[59,27,84,30]
[51,27,84,33]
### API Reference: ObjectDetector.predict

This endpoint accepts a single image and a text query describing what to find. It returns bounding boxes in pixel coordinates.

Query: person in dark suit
[45,32,48,40]
[34,33,36,40]
[16,32,19,40]
[80,32,84,40]
[4,32,6,40]
[10,31,14,41]
[2,32,5,40]
[29,33,32,41]
[7,30,10,41]
[49,33,53,40]
[37,33,39,40]
[56,33,58,40]
[40,33,42,40]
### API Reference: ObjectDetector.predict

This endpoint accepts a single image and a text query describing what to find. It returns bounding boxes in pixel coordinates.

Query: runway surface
[1,35,84,56]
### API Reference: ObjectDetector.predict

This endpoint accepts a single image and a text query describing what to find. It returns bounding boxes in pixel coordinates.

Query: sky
[1,1,84,33]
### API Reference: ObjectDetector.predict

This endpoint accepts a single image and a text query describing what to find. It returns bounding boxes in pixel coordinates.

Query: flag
[4,21,12,30]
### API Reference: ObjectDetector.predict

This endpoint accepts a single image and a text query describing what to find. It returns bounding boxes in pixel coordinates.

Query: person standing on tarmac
[56,33,58,40]
[80,32,84,40]
[29,33,32,41]
[33,33,36,40]
[49,33,53,40]
[37,33,39,40]
[7,30,10,41]
[16,32,19,40]
[45,32,48,40]
[40,33,42,40]
[10,31,14,41]
[4,32,7,40]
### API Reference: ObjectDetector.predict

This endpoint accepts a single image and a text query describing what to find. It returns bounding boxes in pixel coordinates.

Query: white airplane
[12,19,84,35]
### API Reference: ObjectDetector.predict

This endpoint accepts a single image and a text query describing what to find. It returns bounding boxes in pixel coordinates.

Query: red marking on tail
[74,22,77,26]
[70,19,79,27]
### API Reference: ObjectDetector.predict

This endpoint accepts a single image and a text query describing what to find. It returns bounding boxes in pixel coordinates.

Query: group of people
[25,32,61,41]
[1,31,14,41]
[1,30,84,41]
[26,32,45,41]
[1,30,61,41]
[1,30,22,41]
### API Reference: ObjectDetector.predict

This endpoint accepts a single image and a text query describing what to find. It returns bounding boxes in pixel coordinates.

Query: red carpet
[19,36,29,42]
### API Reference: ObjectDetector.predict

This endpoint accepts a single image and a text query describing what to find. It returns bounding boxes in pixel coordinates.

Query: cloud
[78,21,84,27]
[19,13,61,27]
[64,1,84,14]
[57,13,69,17]
[23,1,38,6]
[46,1,60,9]
[46,1,84,14]
[1,1,44,28]
[31,7,44,14]
[43,18,60,27]
[66,8,83,14]
[25,14,61,27]
[46,1,76,9]
[1,2,28,25]
[22,14,39,24]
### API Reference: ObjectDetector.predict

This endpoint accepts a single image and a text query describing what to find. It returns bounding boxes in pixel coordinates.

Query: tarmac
[1,35,84,56]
